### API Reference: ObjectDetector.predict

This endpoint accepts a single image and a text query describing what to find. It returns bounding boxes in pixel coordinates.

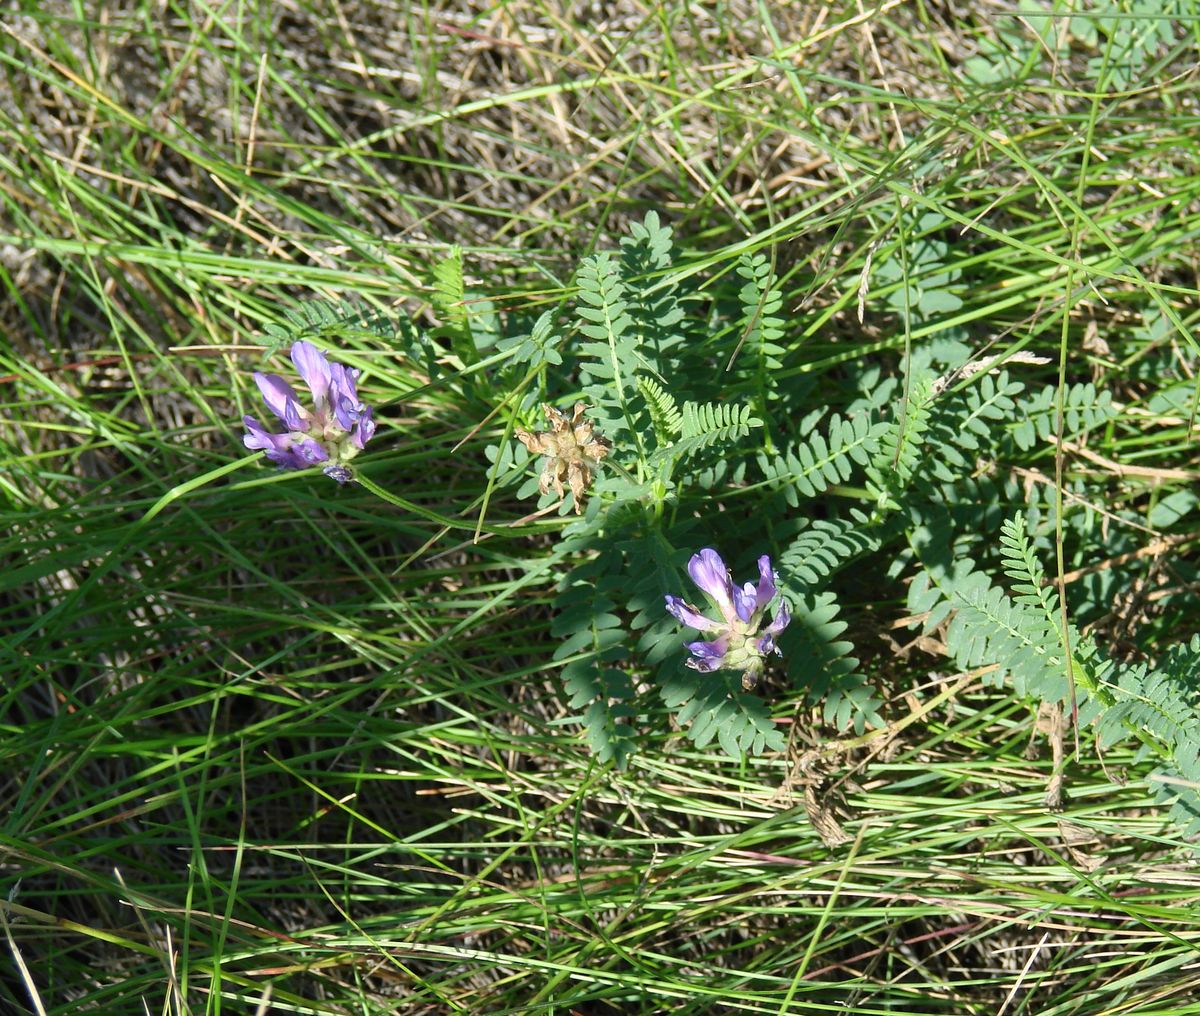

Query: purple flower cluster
[243,341,375,484]
[665,548,791,689]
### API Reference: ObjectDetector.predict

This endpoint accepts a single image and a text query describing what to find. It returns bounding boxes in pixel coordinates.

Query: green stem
[355,473,564,537]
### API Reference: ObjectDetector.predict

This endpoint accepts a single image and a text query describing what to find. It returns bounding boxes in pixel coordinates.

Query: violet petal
[291,341,332,405]
[665,595,721,633]
[753,556,777,611]
[253,373,303,426]
[732,581,758,623]
[328,364,364,431]
[352,406,376,449]
[329,363,364,428]
[762,600,791,637]
[242,415,284,453]
[291,436,329,466]
[243,416,328,470]
[685,636,729,672]
[687,548,737,623]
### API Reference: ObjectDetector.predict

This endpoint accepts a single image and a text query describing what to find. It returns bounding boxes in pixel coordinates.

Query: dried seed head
[515,402,611,514]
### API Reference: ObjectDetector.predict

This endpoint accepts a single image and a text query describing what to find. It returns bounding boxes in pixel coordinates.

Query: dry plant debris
[515,402,611,513]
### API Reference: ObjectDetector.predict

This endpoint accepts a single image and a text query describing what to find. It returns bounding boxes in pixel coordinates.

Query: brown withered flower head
[515,402,611,514]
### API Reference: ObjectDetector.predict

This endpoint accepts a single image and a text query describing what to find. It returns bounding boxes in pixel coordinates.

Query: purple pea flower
[243,340,376,484]
[665,548,791,690]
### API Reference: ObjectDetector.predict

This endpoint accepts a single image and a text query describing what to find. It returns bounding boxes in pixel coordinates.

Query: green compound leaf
[430,245,479,366]
[659,667,785,758]
[758,413,884,506]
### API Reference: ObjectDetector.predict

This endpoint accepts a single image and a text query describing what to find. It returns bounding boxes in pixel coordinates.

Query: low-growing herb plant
[242,212,1200,841]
